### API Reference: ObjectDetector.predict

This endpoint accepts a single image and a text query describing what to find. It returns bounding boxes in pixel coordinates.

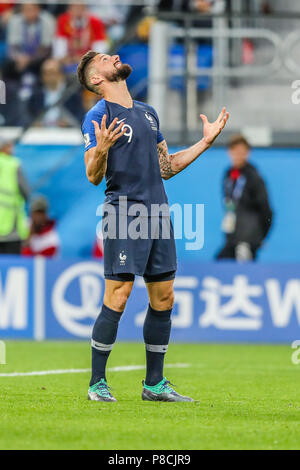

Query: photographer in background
[216,135,273,262]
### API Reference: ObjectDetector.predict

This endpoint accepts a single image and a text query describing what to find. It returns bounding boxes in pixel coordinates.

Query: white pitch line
[0,363,190,378]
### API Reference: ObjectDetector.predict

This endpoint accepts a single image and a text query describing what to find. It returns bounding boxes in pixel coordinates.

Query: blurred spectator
[89,4,129,42]
[194,0,212,13]
[260,1,273,14]
[22,196,60,257]
[156,0,192,30]
[28,58,85,127]
[158,0,224,14]
[136,16,157,42]
[191,0,226,34]
[193,0,225,14]
[4,3,54,84]
[92,235,103,259]
[53,4,108,74]
[157,1,225,40]
[216,135,273,262]
[43,1,66,17]
[0,138,30,254]
[0,2,15,40]
[238,0,272,14]
[0,2,15,23]
[1,3,55,125]
[158,0,190,12]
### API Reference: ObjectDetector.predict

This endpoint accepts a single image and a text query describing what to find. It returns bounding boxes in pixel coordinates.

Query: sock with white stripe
[143,304,172,387]
[90,304,123,386]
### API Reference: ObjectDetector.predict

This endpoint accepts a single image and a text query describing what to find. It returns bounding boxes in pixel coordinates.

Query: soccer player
[77,51,229,402]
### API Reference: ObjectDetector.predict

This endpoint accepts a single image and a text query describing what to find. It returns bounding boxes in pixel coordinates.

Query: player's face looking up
[228,142,249,169]
[90,54,132,86]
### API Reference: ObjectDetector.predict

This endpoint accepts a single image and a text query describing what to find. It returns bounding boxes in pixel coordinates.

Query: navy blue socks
[143,304,172,386]
[90,303,172,388]
[90,304,123,386]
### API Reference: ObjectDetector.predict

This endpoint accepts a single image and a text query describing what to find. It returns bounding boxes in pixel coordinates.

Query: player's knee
[152,288,175,311]
[105,284,132,312]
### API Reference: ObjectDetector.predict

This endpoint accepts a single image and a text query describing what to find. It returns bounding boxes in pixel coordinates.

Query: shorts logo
[117,118,133,143]
[119,251,127,266]
[145,112,157,131]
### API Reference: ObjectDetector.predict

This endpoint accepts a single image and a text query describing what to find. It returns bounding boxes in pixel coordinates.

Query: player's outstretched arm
[158,107,229,180]
[85,115,126,185]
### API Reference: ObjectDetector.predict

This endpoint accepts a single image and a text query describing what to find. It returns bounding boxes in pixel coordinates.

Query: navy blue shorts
[103,215,177,282]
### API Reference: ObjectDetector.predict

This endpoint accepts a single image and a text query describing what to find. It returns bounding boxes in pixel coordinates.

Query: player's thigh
[103,279,134,312]
[146,279,175,311]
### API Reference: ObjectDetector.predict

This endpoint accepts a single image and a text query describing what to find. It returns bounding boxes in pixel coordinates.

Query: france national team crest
[145,112,157,131]
[119,251,127,266]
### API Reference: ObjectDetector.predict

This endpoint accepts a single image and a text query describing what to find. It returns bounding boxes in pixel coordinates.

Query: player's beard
[105,63,132,82]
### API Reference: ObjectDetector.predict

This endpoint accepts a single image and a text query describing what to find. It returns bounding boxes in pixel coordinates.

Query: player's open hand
[92,115,126,153]
[200,107,229,146]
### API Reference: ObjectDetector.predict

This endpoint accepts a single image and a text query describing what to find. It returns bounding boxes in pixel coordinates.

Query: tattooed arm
[157,108,229,180]
[157,139,211,180]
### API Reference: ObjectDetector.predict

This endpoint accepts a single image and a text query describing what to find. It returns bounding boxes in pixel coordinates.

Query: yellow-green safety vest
[0,152,29,239]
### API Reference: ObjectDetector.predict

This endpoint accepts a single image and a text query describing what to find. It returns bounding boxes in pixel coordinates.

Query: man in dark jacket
[216,134,273,261]
[27,58,84,127]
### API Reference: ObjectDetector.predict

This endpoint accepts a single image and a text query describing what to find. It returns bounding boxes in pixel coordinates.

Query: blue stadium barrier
[117,43,213,99]
[17,144,300,263]
[0,257,299,342]
[169,43,212,91]
[117,43,149,100]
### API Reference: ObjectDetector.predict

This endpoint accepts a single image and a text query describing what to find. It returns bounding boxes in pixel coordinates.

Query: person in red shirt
[0,2,15,25]
[92,234,103,259]
[53,4,108,73]
[22,196,60,257]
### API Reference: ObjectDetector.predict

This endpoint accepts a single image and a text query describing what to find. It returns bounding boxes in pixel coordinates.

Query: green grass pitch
[0,341,299,450]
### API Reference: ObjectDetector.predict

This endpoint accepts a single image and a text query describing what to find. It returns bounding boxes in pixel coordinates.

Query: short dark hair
[77,50,100,93]
[228,134,250,149]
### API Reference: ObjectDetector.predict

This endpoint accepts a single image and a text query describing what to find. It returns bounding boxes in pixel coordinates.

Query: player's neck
[103,81,133,109]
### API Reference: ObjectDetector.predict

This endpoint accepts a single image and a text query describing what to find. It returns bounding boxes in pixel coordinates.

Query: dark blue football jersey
[82,99,168,210]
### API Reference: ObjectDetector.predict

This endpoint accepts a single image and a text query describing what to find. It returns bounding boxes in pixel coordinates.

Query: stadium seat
[169,43,213,91]
[117,42,213,100]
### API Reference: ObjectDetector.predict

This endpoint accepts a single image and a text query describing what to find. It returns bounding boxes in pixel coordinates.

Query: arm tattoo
[157,140,177,180]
